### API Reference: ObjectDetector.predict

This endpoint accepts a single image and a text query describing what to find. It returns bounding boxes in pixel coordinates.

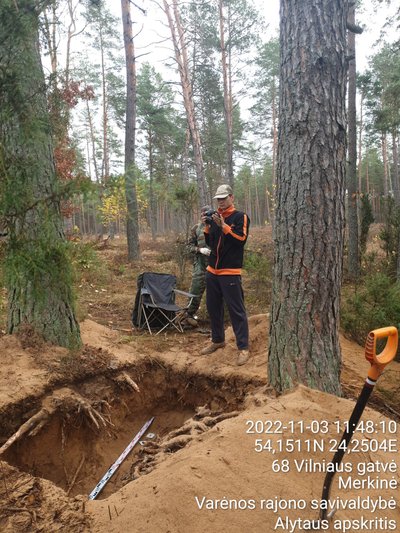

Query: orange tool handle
[364,326,398,381]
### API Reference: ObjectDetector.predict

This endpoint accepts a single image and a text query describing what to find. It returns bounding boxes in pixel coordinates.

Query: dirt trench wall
[0,360,263,504]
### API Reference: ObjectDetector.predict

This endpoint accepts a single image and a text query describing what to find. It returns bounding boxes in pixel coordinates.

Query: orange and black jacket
[204,205,250,275]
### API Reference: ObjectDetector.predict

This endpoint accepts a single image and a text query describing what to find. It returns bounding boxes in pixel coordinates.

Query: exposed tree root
[0,387,116,456]
[194,405,212,419]
[49,387,115,431]
[163,434,192,453]
[202,410,240,427]
[125,408,241,485]
[114,372,141,393]
[0,408,52,455]
[0,505,36,525]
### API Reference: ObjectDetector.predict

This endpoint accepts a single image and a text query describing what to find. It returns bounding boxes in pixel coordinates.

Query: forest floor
[0,227,399,532]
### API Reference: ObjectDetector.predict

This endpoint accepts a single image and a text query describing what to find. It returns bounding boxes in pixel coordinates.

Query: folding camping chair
[132,272,197,335]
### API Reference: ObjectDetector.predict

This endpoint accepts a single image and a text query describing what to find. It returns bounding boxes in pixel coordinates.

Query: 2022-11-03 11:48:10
[245,419,398,434]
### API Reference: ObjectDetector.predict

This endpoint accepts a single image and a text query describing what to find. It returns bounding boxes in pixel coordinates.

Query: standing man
[201,184,250,365]
[185,205,211,327]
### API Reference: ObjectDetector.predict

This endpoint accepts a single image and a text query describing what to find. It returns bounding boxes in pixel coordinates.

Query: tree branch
[347,21,363,34]
[129,0,146,15]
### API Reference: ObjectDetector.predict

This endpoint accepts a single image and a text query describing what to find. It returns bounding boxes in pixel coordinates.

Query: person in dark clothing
[201,184,250,365]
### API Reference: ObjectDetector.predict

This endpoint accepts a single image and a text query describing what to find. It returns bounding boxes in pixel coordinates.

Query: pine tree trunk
[121,0,140,260]
[183,127,191,183]
[85,99,100,182]
[392,130,400,282]
[148,131,157,240]
[253,170,260,226]
[100,26,110,181]
[382,132,389,197]
[358,94,363,194]
[392,131,400,205]
[65,0,80,90]
[1,2,81,349]
[268,0,347,395]
[347,3,359,278]
[357,92,364,234]
[271,78,278,190]
[219,0,234,186]
[164,0,208,205]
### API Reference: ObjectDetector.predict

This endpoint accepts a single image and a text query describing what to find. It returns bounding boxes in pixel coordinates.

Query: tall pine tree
[0,1,81,349]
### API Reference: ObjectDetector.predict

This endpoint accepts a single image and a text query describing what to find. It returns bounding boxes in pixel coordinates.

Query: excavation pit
[1,362,252,500]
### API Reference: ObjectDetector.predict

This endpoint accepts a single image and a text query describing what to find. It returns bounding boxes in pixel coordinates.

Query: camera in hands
[205,209,218,224]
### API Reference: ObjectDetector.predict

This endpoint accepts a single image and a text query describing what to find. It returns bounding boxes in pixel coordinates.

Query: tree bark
[346,3,359,278]
[391,130,400,205]
[218,0,234,186]
[357,93,363,194]
[268,0,347,395]
[382,132,389,197]
[85,99,100,182]
[121,0,140,260]
[392,130,400,282]
[0,1,81,349]
[148,129,157,240]
[99,25,110,181]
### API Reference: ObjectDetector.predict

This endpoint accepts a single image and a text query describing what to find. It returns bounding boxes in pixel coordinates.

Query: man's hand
[199,247,211,256]
[201,213,208,225]
[212,212,223,227]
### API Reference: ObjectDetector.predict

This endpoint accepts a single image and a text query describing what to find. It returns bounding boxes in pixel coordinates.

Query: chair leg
[137,306,143,329]
[153,310,182,335]
[142,308,153,335]
[154,310,176,335]
[141,306,187,336]
[170,314,184,333]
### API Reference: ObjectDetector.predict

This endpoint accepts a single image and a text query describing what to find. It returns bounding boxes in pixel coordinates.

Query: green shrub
[341,273,400,357]
[243,249,272,305]
[68,241,108,283]
[379,198,400,277]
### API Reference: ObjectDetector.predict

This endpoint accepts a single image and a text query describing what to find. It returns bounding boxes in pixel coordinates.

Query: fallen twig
[67,454,86,496]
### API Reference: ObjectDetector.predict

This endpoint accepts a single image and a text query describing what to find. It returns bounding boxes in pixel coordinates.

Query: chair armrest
[174,289,199,298]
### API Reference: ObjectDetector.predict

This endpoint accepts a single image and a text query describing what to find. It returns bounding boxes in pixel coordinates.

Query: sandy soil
[0,315,399,533]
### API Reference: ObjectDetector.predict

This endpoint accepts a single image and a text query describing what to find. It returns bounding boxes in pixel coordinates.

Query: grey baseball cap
[213,184,233,199]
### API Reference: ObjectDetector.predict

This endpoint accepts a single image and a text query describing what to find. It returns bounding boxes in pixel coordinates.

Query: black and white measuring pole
[88,417,155,500]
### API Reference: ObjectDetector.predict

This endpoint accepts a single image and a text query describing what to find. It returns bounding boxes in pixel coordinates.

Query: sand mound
[88,386,399,533]
[0,316,399,532]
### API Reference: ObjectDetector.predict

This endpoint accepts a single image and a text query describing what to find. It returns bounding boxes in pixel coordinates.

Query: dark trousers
[206,272,249,350]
